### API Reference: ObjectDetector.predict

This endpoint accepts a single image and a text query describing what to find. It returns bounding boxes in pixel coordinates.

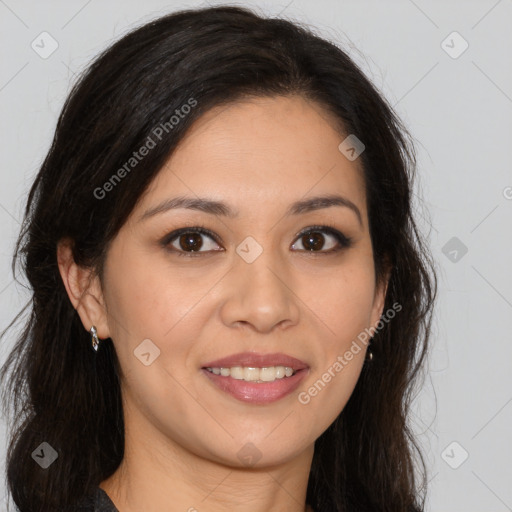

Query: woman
[0,5,436,512]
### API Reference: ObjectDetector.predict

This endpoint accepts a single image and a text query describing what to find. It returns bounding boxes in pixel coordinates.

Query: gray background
[1,0,511,511]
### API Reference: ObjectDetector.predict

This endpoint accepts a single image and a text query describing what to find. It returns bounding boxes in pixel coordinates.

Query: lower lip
[201,368,309,404]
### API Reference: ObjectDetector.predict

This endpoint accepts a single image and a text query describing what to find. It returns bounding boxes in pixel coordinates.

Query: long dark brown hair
[0,6,436,511]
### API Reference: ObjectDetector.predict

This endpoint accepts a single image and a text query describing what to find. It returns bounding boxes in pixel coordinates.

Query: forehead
[137,95,367,223]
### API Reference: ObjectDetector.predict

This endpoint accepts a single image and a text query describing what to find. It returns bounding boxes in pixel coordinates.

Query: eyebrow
[138,193,363,226]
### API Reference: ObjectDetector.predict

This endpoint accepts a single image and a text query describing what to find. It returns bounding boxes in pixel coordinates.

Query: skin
[58,95,389,512]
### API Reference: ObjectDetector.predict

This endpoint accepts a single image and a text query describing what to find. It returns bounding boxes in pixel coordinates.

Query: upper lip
[202,352,309,371]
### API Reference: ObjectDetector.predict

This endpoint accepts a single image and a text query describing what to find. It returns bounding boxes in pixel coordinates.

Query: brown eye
[300,231,326,251]
[177,232,204,252]
[163,227,222,257]
[291,226,352,254]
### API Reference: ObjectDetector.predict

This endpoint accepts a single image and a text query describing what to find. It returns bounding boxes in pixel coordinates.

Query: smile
[204,365,296,382]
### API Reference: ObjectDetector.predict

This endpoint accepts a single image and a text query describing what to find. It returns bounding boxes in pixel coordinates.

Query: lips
[201,351,309,371]
[201,367,308,404]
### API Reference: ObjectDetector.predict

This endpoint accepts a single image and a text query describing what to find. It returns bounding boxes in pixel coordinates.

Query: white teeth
[230,366,244,380]
[243,367,260,381]
[205,365,297,383]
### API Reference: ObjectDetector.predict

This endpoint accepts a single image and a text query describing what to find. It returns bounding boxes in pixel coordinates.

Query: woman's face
[97,95,387,467]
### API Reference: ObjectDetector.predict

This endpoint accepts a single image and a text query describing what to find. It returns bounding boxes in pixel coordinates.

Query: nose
[219,248,300,334]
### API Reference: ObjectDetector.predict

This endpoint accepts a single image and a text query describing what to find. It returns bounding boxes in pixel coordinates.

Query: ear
[369,262,392,331]
[57,238,111,340]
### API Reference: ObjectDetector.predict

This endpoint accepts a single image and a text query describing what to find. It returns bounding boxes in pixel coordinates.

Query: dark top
[76,487,119,512]
[76,487,324,511]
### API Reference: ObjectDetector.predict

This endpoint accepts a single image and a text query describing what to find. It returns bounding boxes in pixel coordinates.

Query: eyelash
[160,223,353,258]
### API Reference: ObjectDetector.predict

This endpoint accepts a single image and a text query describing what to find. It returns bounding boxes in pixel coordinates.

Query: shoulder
[74,487,119,512]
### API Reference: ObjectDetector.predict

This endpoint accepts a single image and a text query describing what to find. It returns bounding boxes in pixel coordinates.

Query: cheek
[102,247,223,409]
[104,244,210,341]
[295,265,373,428]
[102,250,205,418]
[299,260,377,347]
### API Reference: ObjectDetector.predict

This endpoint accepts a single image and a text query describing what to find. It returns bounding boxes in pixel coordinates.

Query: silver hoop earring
[90,326,100,352]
